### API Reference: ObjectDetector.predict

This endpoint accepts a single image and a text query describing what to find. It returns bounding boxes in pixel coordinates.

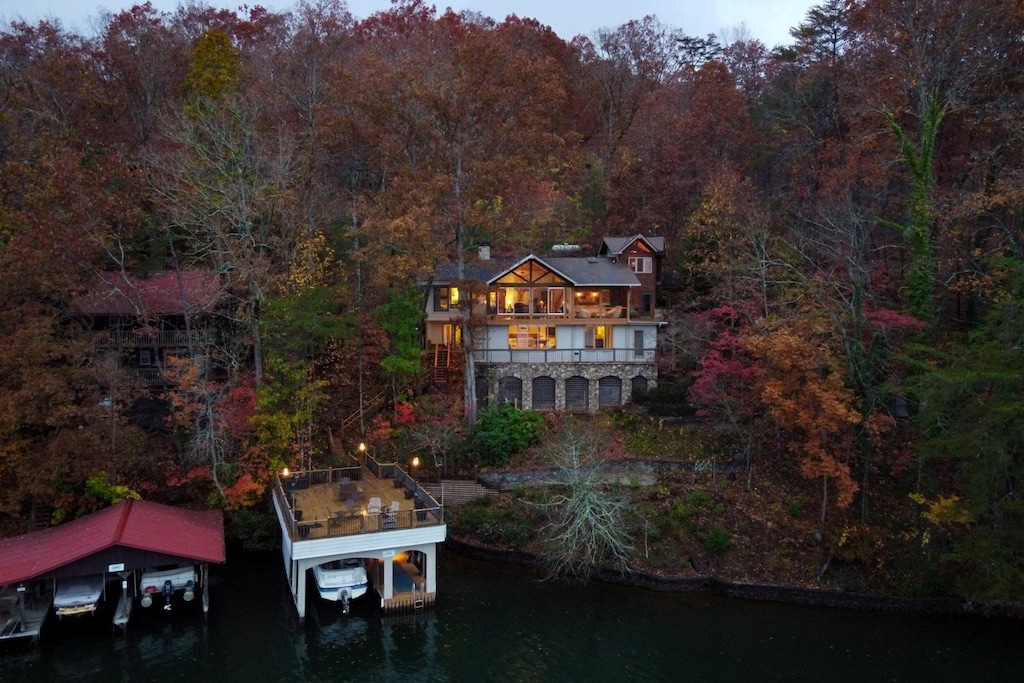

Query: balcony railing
[122,367,166,384]
[275,465,443,542]
[470,348,656,364]
[90,329,216,348]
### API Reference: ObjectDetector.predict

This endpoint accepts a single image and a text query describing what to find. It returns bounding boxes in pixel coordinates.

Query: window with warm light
[508,325,556,348]
[585,325,609,349]
[628,256,652,274]
[433,286,461,311]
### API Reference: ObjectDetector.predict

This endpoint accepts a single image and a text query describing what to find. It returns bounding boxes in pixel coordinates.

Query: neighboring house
[424,236,666,411]
[597,234,665,317]
[72,270,223,389]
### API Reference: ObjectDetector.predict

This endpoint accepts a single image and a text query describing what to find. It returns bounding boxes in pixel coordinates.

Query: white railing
[470,348,656,364]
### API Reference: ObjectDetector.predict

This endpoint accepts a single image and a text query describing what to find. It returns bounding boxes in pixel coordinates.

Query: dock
[273,460,446,620]
[367,557,433,613]
[0,584,51,645]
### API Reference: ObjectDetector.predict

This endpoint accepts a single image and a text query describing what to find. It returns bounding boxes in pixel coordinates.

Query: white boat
[54,574,105,617]
[312,558,367,613]
[139,565,197,611]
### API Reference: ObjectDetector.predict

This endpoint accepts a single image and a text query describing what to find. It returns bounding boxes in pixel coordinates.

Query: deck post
[424,545,438,595]
[201,563,210,616]
[383,555,394,600]
[295,559,308,622]
[287,557,309,622]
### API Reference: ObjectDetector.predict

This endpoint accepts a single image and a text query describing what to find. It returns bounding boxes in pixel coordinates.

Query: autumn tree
[849,0,1024,322]
[351,3,568,422]
[576,16,685,175]
[687,303,766,485]
[743,315,862,523]
[681,168,776,312]
[0,20,150,516]
[152,26,301,384]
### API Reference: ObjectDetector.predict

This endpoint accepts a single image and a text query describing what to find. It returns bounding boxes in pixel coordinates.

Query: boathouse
[273,458,446,620]
[0,499,225,643]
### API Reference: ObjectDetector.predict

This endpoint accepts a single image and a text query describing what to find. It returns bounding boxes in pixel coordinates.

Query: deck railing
[72,329,216,347]
[276,465,442,543]
[470,348,656,364]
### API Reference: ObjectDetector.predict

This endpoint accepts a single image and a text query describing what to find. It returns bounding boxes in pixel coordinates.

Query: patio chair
[367,497,381,516]
[383,500,399,530]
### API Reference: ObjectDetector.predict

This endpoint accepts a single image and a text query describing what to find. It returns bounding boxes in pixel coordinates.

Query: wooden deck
[275,463,446,620]
[367,556,433,614]
[281,466,443,541]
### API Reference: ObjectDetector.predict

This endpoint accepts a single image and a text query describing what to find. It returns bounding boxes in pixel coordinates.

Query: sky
[0,0,813,49]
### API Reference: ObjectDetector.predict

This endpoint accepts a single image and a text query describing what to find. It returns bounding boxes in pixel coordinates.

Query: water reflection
[306,600,370,648]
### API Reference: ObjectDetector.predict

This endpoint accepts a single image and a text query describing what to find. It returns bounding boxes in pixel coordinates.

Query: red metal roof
[0,500,225,586]
[74,270,223,317]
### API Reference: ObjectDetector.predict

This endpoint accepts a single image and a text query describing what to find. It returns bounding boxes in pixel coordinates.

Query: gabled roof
[74,270,223,317]
[487,255,640,288]
[0,499,225,586]
[599,234,665,257]
[432,259,511,284]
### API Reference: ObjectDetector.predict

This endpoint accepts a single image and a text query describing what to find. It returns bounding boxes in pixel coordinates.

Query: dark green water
[1,548,1021,682]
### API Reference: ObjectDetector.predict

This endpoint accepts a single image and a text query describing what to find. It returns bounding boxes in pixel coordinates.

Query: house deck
[282,465,442,540]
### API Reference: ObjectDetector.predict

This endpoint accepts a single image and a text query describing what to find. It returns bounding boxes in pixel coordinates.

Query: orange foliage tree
[743,315,862,522]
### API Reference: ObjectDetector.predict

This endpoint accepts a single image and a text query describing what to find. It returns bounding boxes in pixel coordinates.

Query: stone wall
[478,362,657,411]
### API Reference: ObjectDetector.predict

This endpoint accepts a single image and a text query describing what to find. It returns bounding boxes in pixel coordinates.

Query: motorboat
[312,558,367,613]
[139,565,197,611]
[54,574,105,618]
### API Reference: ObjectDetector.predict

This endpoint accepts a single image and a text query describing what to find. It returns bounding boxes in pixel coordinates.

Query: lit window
[628,257,652,274]
[433,286,461,312]
[585,326,609,349]
[508,325,556,348]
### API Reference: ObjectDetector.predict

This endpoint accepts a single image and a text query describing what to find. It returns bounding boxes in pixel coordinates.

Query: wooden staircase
[28,501,54,531]
[421,480,496,507]
[432,344,452,384]
[332,368,436,445]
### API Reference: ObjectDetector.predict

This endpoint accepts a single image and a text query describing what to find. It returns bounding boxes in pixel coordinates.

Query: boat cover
[54,574,105,615]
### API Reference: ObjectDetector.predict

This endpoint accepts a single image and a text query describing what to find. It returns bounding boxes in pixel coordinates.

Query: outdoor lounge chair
[383,501,399,529]
[367,497,381,516]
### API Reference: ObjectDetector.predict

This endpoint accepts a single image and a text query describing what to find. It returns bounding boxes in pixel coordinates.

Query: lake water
[1,547,1021,681]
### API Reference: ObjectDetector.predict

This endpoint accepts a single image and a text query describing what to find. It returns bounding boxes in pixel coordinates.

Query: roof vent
[587,256,597,263]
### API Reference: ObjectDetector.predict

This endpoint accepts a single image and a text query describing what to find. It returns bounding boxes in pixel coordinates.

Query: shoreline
[443,537,1024,619]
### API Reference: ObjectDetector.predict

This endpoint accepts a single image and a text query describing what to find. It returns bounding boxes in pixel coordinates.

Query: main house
[424,235,665,411]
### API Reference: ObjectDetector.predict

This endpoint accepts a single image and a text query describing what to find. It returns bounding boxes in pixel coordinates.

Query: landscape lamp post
[281,467,293,509]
